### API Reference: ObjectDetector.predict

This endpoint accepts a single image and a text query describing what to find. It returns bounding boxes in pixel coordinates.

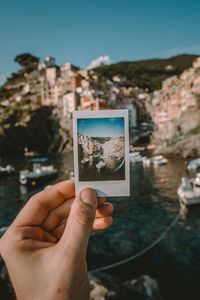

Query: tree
[14,53,39,69]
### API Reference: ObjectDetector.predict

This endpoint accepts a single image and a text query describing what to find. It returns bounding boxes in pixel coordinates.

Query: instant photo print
[73,110,130,197]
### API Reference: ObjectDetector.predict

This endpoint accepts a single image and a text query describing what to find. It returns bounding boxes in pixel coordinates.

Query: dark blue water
[0,154,74,226]
[1,154,200,300]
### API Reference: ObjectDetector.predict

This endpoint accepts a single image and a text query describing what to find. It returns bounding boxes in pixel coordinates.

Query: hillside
[94,54,198,92]
[0,54,66,156]
[146,57,200,158]
[0,53,199,157]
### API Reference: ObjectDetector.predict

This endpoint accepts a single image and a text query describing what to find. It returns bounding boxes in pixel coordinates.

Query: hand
[0,180,113,300]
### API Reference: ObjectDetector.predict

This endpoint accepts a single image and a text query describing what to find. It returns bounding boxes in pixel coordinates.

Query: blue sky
[0,0,200,84]
[77,117,124,137]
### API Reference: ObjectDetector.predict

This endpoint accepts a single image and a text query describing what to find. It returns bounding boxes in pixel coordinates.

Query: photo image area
[77,117,125,181]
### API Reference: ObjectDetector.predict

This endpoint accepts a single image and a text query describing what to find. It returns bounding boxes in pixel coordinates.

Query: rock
[154,133,200,158]
[89,272,164,300]
[124,274,164,300]
[90,279,108,300]
[89,272,144,300]
[0,106,65,156]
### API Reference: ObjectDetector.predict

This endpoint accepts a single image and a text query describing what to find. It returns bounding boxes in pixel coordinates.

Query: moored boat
[0,165,15,177]
[143,155,168,167]
[129,152,143,163]
[187,158,200,171]
[177,175,200,206]
[19,157,58,187]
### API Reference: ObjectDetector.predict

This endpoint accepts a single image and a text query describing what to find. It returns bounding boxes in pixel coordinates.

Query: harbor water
[1,153,200,300]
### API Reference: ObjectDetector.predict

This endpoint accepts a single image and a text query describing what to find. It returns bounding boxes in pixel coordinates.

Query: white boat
[129,152,143,163]
[191,172,200,187]
[19,158,58,187]
[143,155,168,167]
[151,155,168,166]
[142,157,151,167]
[0,165,15,177]
[187,158,200,171]
[177,176,200,206]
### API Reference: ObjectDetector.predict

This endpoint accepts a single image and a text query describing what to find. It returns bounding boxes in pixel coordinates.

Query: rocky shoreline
[154,132,200,158]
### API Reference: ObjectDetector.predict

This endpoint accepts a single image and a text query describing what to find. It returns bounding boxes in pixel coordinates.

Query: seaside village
[1,55,200,157]
[1,55,200,205]
[0,55,150,137]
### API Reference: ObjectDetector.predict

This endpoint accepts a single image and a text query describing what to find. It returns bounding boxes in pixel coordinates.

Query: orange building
[81,96,109,110]
[71,73,83,90]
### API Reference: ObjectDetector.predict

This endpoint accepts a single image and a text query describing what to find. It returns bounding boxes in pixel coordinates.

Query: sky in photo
[0,0,200,83]
[77,117,124,137]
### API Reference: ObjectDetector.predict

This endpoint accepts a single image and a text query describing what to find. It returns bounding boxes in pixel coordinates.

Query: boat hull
[177,186,200,206]
[19,171,58,187]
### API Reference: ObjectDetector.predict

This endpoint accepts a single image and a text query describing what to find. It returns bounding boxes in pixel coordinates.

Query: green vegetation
[92,137,111,143]
[188,125,200,136]
[0,99,32,125]
[94,54,198,92]
[14,53,39,69]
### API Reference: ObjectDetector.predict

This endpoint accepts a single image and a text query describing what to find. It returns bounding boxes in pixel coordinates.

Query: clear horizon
[77,117,124,138]
[0,0,200,85]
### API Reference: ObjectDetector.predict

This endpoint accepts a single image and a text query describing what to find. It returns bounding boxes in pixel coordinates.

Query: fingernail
[81,188,96,206]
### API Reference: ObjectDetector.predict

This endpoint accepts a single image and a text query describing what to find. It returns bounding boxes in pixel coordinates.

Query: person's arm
[0,180,113,300]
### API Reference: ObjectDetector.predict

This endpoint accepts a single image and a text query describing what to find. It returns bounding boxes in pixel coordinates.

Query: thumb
[59,188,97,257]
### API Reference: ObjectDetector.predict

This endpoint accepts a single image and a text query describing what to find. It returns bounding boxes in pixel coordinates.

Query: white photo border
[73,109,130,197]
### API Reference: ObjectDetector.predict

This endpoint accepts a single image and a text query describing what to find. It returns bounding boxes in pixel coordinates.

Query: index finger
[14,180,75,227]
